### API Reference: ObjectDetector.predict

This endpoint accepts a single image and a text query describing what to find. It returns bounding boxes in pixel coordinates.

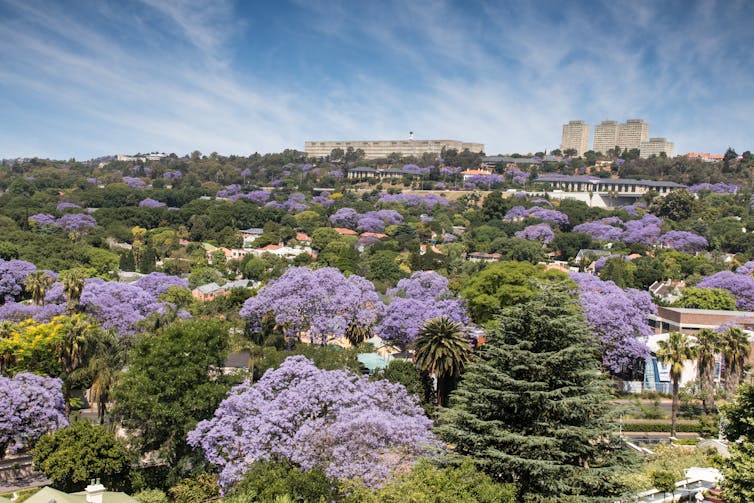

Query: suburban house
[192,279,254,302]
[648,279,685,304]
[467,252,502,263]
[240,228,264,247]
[649,306,754,334]
[21,481,137,503]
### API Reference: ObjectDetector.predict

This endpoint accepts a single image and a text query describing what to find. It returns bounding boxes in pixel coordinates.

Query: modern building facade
[617,119,650,150]
[592,120,620,155]
[305,139,484,160]
[560,120,590,156]
[640,137,675,158]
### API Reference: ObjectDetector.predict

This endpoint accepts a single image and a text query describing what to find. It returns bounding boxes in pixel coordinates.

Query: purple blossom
[123,176,147,190]
[56,202,81,212]
[464,174,505,187]
[688,182,739,194]
[0,259,36,302]
[379,272,469,347]
[0,373,67,457]
[658,230,708,253]
[529,198,552,206]
[80,278,165,335]
[330,208,359,229]
[238,190,271,205]
[86,177,98,184]
[29,213,57,226]
[434,182,446,190]
[592,254,624,273]
[514,223,555,243]
[736,261,754,277]
[328,170,344,180]
[240,268,383,345]
[442,233,457,242]
[439,166,462,176]
[133,272,189,297]
[138,198,166,208]
[0,302,66,323]
[571,273,654,373]
[188,356,434,490]
[402,164,430,175]
[56,213,97,233]
[217,184,242,198]
[697,271,754,310]
[504,206,568,227]
[621,214,662,245]
[378,193,449,208]
[163,170,183,180]
[572,221,624,241]
[312,193,334,207]
[240,168,252,178]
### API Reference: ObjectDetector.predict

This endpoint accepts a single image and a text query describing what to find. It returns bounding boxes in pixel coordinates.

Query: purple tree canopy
[80,278,166,335]
[0,259,36,302]
[330,207,360,229]
[378,271,469,347]
[621,215,661,245]
[29,213,57,226]
[658,230,708,253]
[133,272,189,298]
[122,177,147,190]
[571,273,654,373]
[736,261,754,277]
[56,202,81,212]
[697,271,754,311]
[56,214,97,233]
[188,356,434,490]
[0,373,67,457]
[514,223,555,243]
[378,193,449,208]
[138,198,166,208]
[688,182,739,194]
[572,221,623,242]
[239,267,383,345]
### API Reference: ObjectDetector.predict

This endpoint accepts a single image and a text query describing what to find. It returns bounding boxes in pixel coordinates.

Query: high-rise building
[618,119,650,151]
[560,120,590,156]
[593,120,620,155]
[640,138,675,158]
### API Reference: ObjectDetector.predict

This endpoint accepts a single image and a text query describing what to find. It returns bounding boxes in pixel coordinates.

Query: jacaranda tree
[0,373,67,458]
[188,355,435,491]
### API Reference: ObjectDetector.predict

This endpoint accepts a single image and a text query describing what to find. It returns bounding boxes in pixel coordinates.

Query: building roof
[240,228,265,235]
[24,487,137,503]
[333,227,358,235]
[360,232,388,239]
[536,174,687,189]
[349,166,377,173]
[296,232,312,242]
[658,306,754,317]
[195,282,221,294]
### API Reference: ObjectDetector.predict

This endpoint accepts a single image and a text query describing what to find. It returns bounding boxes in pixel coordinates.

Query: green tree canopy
[33,420,132,493]
[460,261,569,324]
[111,319,233,472]
[439,285,629,499]
[673,287,737,310]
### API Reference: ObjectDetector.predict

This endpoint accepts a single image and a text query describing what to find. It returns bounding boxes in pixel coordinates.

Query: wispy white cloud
[0,0,752,158]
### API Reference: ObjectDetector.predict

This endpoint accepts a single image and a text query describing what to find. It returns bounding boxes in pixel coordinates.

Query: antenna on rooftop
[409,131,414,140]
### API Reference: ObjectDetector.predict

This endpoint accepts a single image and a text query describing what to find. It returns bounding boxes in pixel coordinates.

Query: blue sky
[1,0,753,159]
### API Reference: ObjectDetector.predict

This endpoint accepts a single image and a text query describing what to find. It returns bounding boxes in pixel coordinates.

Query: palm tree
[345,322,372,347]
[87,353,117,424]
[55,314,99,415]
[60,269,87,311]
[656,332,697,437]
[722,327,751,395]
[25,271,53,306]
[696,329,722,413]
[415,317,470,407]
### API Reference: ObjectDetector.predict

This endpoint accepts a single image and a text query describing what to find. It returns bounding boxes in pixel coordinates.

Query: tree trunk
[64,380,71,417]
[701,359,716,414]
[671,376,679,438]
